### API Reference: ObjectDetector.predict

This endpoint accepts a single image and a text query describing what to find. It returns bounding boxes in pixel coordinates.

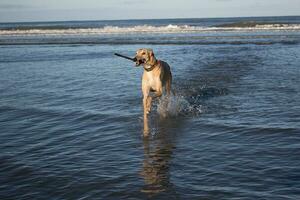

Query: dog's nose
[133,57,137,62]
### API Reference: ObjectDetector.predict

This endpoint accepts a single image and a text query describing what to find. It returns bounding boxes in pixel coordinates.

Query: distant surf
[1,23,300,36]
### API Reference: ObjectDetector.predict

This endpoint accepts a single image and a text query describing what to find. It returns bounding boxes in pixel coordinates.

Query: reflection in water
[140,117,179,197]
[140,138,173,194]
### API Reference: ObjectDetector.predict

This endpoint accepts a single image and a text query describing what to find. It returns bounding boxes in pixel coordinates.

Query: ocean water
[0,16,300,199]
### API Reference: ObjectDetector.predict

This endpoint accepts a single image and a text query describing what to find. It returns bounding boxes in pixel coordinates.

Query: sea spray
[157,94,201,118]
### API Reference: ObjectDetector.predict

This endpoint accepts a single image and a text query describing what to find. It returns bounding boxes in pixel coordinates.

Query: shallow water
[1,17,300,199]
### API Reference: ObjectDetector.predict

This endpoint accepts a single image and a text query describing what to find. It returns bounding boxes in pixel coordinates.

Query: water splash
[156,94,203,118]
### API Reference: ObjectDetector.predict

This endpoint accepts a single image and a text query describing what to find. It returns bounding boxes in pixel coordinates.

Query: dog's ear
[147,49,157,66]
[150,51,154,57]
[148,49,155,58]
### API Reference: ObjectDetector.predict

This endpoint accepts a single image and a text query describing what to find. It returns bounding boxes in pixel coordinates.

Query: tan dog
[134,48,172,120]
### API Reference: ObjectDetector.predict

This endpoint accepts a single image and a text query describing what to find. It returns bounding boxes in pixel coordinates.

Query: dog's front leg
[142,86,151,116]
[142,88,150,136]
[146,96,152,114]
[151,87,162,99]
[143,114,149,136]
[143,96,149,116]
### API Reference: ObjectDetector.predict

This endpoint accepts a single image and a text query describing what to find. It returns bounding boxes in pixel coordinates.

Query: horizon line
[0,14,299,24]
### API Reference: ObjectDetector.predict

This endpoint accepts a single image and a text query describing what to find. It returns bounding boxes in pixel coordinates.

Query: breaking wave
[1,23,300,36]
[216,21,300,28]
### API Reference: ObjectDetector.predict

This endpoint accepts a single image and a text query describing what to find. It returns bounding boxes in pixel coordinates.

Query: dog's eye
[142,52,146,55]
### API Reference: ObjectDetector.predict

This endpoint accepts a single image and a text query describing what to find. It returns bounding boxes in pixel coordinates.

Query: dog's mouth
[135,58,146,66]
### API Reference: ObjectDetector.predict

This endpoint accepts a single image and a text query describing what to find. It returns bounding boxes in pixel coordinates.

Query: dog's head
[134,48,157,69]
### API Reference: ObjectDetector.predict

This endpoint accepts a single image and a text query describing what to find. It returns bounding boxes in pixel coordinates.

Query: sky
[0,0,299,22]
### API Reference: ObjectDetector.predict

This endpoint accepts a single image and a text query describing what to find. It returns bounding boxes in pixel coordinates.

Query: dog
[134,48,172,119]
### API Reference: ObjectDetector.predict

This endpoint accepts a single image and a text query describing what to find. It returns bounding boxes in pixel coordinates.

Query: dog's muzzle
[135,58,145,66]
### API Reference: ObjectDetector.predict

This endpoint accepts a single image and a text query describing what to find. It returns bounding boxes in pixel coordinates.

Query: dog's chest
[144,71,160,89]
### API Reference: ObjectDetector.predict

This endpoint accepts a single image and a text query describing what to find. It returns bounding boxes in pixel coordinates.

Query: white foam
[157,94,202,118]
[1,24,300,36]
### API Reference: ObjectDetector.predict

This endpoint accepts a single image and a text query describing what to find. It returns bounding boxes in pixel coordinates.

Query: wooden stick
[114,53,136,62]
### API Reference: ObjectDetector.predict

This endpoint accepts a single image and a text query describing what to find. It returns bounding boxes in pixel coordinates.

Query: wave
[1,23,300,35]
[216,21,300,28]
[0,39,298,46]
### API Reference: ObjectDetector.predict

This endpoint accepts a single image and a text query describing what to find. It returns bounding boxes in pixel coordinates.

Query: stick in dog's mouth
[113,52,145,66]
[135,58,146,66]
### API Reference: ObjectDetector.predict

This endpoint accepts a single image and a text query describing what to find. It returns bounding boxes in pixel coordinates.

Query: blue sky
[0,0,299,22]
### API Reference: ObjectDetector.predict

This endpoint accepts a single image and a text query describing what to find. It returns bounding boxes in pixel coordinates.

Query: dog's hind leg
[152,84,163,99]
